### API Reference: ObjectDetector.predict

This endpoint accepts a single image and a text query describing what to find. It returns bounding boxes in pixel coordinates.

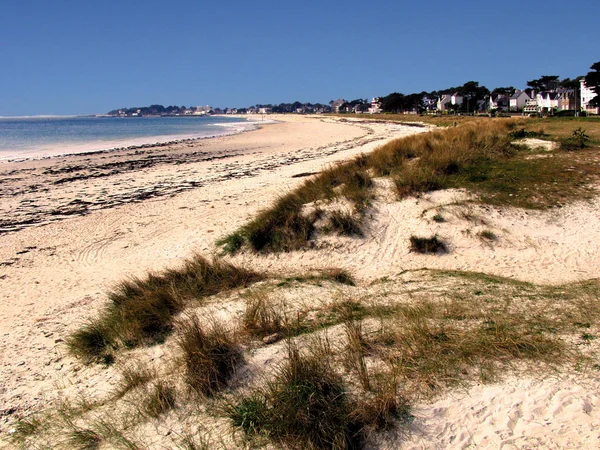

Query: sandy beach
[1,115,599,448]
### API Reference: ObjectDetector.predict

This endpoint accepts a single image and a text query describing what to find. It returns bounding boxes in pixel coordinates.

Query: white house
[437,93,463,111]
[489,94,509,111]
[581,80,599,115]
[368,97,382,114]
[509,90,530,111]
[536,91,558,112]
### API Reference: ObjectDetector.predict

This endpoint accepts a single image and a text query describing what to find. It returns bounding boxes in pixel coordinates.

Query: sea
[0,115,259,161]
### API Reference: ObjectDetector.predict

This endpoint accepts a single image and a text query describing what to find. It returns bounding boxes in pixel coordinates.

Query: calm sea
[0,115,256,161]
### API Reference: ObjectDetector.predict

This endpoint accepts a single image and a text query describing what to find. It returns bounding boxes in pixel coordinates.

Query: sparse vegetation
[242,291,284,337]
[116,362,156,398]
[478,229,497,241]
[328,210,363,236]
[227,343,359,449]
[15,269,600,449]
[142,380,177,418]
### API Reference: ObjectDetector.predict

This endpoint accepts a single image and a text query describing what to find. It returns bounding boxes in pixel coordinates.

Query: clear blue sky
[1,0,598,115]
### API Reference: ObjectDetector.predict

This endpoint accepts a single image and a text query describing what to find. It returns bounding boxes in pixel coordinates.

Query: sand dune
[1,115,599,448]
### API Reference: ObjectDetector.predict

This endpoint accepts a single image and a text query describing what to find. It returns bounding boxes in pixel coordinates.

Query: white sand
[1,115,599,448]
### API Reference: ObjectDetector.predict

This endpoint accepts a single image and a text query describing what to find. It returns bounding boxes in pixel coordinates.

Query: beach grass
[220,118,599,255]
[177,314,242,397]
[68,255,262,363]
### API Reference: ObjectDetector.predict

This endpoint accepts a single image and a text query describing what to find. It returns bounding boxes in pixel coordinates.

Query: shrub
[561,127,590,150]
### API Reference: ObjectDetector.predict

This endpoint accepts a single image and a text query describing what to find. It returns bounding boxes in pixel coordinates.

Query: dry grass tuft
[227,342,358,449]
[242,291,284,337]
[409,235,448,254]
[142,380,177,418]
[177,314,242,397]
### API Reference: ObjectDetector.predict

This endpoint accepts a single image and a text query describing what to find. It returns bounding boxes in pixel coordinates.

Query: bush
[561,127,590,150]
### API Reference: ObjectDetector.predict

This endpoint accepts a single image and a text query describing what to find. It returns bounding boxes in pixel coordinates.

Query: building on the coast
[509,90,530,112]
[556,89,577,112]
[330,99,347,113]
[581,80,599,115]
[436,93,463,111]
[367,98,382,114]
[422,96,438,113]
[537,91,559,112]
[489,94,509,111]
[258,107,272,114]
[193,105,212,115]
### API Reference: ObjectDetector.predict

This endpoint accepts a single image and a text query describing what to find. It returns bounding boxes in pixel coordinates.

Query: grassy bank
[220,118,599,254]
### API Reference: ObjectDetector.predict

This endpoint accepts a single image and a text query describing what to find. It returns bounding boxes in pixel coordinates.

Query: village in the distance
[108,73,599,118]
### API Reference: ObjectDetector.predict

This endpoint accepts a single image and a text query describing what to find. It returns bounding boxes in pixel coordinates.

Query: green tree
[527,75,559,92]
[585,61,600,106]
[560,76,583,90]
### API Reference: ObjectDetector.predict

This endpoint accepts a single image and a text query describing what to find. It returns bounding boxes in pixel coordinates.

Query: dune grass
[217,158,374,253]
[409,235,448,254]
[177,315,242,397]
[220,118,599,255]
[16,269,600,449]
[68,255,262,363]
[227,343,361,449]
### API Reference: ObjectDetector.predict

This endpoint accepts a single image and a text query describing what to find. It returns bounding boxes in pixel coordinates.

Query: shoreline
[0,116,414,434]
[0,115,272,163]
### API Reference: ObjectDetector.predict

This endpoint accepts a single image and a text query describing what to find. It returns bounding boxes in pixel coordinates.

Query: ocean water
[0,115,257,161]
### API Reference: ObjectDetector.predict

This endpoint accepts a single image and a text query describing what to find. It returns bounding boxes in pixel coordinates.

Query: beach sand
[1,115,599,448]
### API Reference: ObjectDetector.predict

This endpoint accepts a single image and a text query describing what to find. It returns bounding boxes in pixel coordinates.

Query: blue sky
[1,0,598,115]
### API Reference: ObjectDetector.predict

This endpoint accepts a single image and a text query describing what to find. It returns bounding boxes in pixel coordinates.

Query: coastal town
[109,76,599,118]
